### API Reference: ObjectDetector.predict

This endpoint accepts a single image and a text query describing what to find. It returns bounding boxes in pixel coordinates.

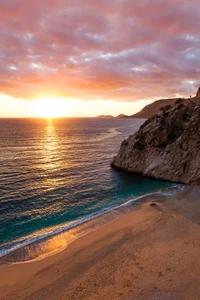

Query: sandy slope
[0,186,200,300]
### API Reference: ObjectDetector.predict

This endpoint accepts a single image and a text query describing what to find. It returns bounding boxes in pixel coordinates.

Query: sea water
[0,118,182,262]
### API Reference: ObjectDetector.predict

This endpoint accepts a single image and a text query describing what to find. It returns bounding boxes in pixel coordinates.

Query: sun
[32,98,65,118]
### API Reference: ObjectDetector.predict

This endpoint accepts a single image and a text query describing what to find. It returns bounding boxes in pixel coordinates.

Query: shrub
[182,111,188,121]
[177,103,184,110]
[160,104,171,112]
[168,132,176,140]
[134,140,146,151]
[157,141,168,148]
[175,98,183,104]
[163,111,169,118]
[138,131,145,139]
[160,117,165,125]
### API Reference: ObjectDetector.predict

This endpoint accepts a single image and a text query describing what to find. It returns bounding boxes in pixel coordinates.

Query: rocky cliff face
[131,97,200,119]
[111,98,200,185]
[131,98,177,118]
[196,87,200,98]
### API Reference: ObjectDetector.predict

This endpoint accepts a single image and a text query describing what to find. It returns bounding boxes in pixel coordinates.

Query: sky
[0,0,200,117]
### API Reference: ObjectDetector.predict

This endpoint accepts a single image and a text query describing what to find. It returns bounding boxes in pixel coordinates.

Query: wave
[90,127,121,143]
[0,184,183,264]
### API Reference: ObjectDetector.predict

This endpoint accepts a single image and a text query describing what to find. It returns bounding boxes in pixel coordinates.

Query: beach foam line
[0,184,184,263]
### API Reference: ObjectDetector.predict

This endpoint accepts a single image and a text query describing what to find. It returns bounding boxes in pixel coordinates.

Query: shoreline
[0,186,181,265]
[1,186,200,299]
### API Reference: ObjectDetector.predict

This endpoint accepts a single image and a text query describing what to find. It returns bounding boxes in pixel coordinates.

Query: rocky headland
[111,97,200,185]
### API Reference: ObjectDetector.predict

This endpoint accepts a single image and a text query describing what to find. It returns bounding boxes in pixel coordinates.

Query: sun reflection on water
[40,119,63,188]
[44,120,58,162]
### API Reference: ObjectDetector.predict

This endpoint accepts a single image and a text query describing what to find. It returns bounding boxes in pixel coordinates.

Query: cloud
[0,0,200,101]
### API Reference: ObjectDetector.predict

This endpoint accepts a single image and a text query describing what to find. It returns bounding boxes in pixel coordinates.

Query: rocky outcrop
[131,97,200,119]
[131,98,178,118]
[196,87,200,98]
[111,98,200,185]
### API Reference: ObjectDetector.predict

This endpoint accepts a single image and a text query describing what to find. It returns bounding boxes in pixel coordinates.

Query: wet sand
[1,186,200,300]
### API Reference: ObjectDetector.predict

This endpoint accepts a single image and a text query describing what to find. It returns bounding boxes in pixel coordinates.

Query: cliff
[111,98,200,185]
[131,98,178,118]
[131,97,200,118]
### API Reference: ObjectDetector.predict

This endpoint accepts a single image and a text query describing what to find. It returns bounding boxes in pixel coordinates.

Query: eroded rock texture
[111,98,200,185]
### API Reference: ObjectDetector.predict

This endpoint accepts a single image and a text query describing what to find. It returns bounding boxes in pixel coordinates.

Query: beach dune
[0,186,200,300]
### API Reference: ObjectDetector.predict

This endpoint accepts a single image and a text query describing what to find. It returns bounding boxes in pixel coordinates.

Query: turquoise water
[0,118,180,260]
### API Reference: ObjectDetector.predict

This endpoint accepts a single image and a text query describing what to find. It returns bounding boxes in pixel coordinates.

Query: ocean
[0,118,182,262]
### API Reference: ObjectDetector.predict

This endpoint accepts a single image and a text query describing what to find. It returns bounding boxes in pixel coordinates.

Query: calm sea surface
[0,118,181,261]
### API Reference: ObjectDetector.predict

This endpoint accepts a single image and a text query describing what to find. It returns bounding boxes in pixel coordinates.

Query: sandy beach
[1,186,200,300]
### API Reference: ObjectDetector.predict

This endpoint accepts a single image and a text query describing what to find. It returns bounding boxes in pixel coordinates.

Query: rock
[149,202,157,207]
[196,87,200,98]
[111,96,200,185]
[129,95,200,119]
[131,98,178,118]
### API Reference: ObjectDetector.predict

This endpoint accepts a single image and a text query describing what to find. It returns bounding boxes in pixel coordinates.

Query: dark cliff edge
[131,98,178,118]
[117,97,200,119]
[111,98,200,185]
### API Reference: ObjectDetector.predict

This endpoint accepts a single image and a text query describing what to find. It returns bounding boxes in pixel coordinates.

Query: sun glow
[32,98,66,118]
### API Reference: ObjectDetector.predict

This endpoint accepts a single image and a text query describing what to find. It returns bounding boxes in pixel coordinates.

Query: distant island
[116,114,128,118]
[96,114,127,118]
[96,115,114,118]
[97,96,200,119]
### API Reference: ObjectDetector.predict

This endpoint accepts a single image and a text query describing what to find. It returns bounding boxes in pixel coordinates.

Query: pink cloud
[0,0,200,101]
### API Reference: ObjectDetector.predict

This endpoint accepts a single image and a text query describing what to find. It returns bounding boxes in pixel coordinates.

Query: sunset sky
[0,0,200,117]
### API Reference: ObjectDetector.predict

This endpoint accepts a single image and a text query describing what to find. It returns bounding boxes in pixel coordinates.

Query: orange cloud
[0,0,200,101]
